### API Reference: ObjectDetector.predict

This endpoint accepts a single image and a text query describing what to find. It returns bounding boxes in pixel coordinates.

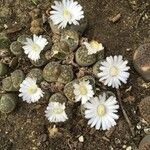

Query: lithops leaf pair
[0,62,8,76]
[49,93,67,104]
[0,33,10,49]
[64,76,96,103]
[60,30,79,51]
[30,53,47,67]
[27,68,43,84]
[75,45,97,66]
[50,41,70,60]
[0,94,17,113]
[2,69,25,91]
[43,62,74,84]
[10,41,24,56]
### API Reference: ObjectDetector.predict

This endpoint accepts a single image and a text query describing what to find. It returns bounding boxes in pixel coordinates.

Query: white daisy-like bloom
[45,102,68,122]
[84,40,104,55]
[84,93,119,130]
[98,55,130,89]
[73,80,94,104]
[19,77,44,103]
[22,34,48,61]
[50,0,84,29]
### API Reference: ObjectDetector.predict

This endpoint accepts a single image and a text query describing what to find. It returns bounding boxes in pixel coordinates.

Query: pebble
[144,127,150,134]
[126,146,132,150]
[133,43,150,81]
[78,135,84,143]
[136,124,142,130]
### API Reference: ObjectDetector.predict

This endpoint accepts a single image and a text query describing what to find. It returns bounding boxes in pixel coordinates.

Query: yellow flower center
[97,104,106,117]
[79,85,88,95]
[52,108,64,114]
[110,66,119,76]
[90,41,99,49]
[63,9,71,19]
[32,43,40,51]
[28,85,38,94]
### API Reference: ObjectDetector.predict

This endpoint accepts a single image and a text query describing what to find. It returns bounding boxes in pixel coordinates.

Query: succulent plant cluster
[0,0,132,132]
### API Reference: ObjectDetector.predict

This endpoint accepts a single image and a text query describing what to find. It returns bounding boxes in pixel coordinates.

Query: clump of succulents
[0,0,131,132]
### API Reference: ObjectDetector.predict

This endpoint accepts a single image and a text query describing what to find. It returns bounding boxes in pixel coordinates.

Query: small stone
[139,96,150,124]
[144,127,150,134]
[126,146,132,150]
[78,136,84,142]
[133,43,150,81]
[136,123,142,130]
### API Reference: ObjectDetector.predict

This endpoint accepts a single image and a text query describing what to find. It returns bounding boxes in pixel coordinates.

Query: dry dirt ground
[0,0,150,150]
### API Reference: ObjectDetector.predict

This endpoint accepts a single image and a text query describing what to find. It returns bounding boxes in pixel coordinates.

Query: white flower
[84,93,119,130]
[19,77,44,103]
[22,34,48,61]
[98,55,130,89]
[50,0,84,29]
[45,102,68,122]
[84,40,104,55]
[73,80,94,104]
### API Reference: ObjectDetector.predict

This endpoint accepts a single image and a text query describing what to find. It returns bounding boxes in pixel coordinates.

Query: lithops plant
[27,68,43,84]
[2,77,17,91]
[17,34,30,44]
[58,65,74,84]
[11,69,25,90]
[133,43,150,81]
[64,80,78,102]
[60,30,79,51]
[0,94,17,113]
[50,41,70,60]
[0,33,10,48]
[42,35,53,50]
[49,93,67,104]
[75,45,97,66]
[10,41,24,56]
[0,62,8,76]
[139,135,150,150]
[139,96,150,124]
[48,18,61,34]
[43,61,61,82]
[30,54,47,67]
[67,18,88,35]
[79,75,95,87]
[93,60,104,78]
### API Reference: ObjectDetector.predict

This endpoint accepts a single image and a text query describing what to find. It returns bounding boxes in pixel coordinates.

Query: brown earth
[0,0,150,150]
